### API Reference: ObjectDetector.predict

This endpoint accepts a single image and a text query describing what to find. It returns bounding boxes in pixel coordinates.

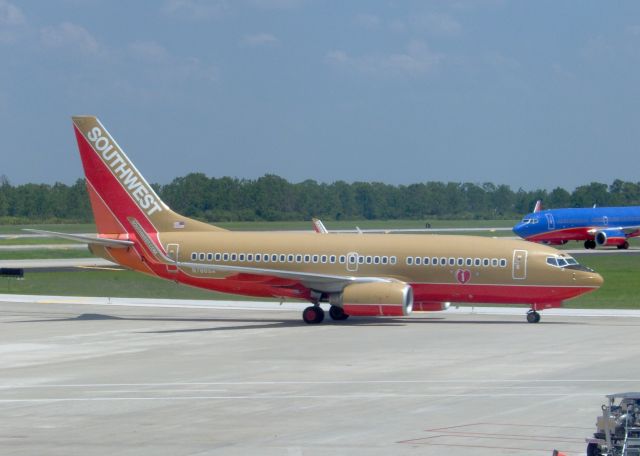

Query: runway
[2,295,639,455]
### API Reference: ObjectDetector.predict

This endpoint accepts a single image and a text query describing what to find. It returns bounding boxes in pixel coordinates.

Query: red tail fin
[72,116,224,235]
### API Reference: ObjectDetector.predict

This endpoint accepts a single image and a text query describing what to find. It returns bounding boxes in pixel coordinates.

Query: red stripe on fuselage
[525,226,594,242]
[411,282,595,305]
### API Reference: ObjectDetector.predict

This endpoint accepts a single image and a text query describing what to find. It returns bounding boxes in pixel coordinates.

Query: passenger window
[263,254,269,263]
[215,253,221,261]
[466,258,472,267]
[457,258,464,266]
[271,254,277,262]
[358,256,365,264]
[280,254,286,262]
[207,253,213,261]
[223,253,229,261]
[448,258,455,266]
[474,258,481,267]
[239,254,245,262]
[296,254,302,263]
[312,255,319,263]
[491,258,498,267]
[423,257,430,265]
[330,255,336,263]
[255,254,261,262]
[390,256,397,264]
[482,258,490,267]
[339,255,346,264]
[304,255,310,263]
[231,253,237,261]
[415,257,421,265]
[321,255,327,263]
[199,253,206,261]
[191,252,197,260]
[440,257,447,266]
[247,254,253,262]
[287,254,294,262]
[499,259,507,267]
[406,257,414,265]
[366,256,372,264]
[381,256,388,264]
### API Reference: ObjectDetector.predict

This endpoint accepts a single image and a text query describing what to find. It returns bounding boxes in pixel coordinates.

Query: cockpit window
[521,217,538,224]
[546,254,592,272]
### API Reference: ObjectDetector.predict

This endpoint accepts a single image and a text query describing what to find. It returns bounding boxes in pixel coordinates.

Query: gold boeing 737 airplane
[31,116,604,324]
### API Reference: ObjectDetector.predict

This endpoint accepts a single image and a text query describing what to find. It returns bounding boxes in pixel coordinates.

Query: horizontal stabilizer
[23,229,134,249]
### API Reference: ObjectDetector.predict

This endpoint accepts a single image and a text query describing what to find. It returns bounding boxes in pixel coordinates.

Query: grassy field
[2,254,638,309]
[0,219,518,235]
[0,250,95,260]
[0,269,270,301]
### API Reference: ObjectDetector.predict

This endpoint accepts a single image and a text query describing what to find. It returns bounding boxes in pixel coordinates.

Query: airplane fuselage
[91,230,602,310]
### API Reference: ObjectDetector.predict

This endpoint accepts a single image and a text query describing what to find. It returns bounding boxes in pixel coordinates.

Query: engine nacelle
[330,282,413,317]
[413,301,451,312]
[595,229,627,246]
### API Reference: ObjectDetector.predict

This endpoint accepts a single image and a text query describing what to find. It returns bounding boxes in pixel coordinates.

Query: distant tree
[571,182,610,207]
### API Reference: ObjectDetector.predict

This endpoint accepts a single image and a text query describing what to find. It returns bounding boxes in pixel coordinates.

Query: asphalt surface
[2,295,640,455]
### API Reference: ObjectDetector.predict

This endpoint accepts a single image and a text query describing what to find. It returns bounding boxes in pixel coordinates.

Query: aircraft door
[545,213,555,230]
[166,243,179,273]
[346,252,359,272]
[512,249,528,280]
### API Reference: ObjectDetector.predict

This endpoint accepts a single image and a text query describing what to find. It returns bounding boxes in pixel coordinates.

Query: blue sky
[1,0,639,190]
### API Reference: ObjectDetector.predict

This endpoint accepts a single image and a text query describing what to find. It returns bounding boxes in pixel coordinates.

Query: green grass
[2,253,639,309]
[0,220,517,234]
[0,269,270,301]
[0,237,76,245]
[0,250,95,260]
[0,223,96,235]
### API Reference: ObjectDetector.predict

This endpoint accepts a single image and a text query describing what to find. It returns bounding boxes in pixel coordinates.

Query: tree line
[1,174,640,224]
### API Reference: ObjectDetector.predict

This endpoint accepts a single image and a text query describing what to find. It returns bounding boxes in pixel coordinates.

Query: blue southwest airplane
[513,201,640,249]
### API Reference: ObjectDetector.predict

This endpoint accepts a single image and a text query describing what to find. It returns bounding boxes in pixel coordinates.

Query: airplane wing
[22,229,134,249]
[319,227,513,234]
[585,226,640,236]
[176,260,397,293]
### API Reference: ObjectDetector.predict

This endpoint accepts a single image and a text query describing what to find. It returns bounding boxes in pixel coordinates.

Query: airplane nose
[591,272,604,288]
[577,270,604,288]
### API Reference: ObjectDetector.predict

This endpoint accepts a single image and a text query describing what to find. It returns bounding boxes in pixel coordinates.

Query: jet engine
[595,229,627,247]
[330,282,413,317]
[413,301,451,312]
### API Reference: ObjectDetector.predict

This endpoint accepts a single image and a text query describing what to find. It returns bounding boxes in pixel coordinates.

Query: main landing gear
[302,305,350,324]
[329,305,349,321]
[526,309,541,324]
[618,241,630,250]
[584,239,597,249]
[302,305,325,324]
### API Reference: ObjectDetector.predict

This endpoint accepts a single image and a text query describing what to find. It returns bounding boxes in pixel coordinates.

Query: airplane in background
[30,116,603,324]
[513,200,640,249]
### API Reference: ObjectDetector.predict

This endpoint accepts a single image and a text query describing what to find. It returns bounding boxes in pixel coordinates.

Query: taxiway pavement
[1,295,639,455]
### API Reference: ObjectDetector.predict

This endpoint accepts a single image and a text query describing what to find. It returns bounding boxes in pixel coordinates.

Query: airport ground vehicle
[586,393,640,456]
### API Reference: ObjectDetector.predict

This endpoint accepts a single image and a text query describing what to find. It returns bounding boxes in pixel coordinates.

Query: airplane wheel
[303,306,325,324]
[584,240,596,249]
[526,311,541,324]
[329,305,349,321]
[618,241,630,250]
